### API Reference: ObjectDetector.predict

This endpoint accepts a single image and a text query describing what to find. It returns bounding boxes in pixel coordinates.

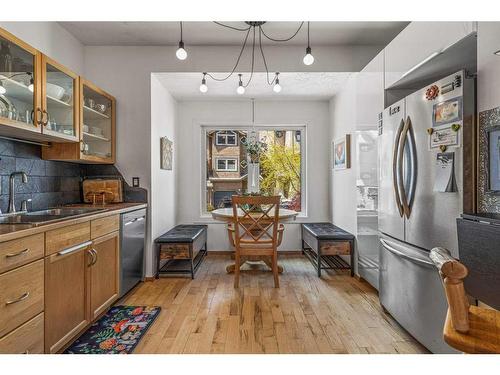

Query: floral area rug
[64,305,161,354]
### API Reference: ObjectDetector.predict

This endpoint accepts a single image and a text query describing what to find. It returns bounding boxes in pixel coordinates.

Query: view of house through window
[205,128,303,213]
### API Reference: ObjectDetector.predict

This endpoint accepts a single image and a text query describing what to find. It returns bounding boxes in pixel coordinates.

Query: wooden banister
[430,247,470,333]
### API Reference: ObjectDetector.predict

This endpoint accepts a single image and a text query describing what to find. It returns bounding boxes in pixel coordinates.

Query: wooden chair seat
[444,305,500,354]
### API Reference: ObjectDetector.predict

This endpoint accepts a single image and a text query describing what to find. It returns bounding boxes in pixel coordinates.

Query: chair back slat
[231,195,280,249]
[430,247,470,333]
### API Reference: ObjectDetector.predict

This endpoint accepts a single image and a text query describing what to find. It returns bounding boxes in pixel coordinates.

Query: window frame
[215,130,238,146]
[214,157,239,172]
[200,124,308,219]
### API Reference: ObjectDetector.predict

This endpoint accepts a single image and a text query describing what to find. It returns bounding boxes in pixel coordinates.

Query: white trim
[200,122,308,218]
[214,156,239,172]
[215,130,238,146]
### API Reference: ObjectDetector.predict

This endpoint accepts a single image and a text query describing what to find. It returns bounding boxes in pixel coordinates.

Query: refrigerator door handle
[397,117,417,219]
[392,119,405,217]
[380,238,433,268]
[405,116,417,214]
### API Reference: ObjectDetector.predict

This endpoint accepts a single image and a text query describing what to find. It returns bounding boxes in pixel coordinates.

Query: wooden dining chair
[430,247,500,353]
[231,195,281,288]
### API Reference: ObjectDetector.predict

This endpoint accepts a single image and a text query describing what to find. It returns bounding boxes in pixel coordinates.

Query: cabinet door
[90,231,120,320]
[384,22,476,89]
[80,79,115,163]
[40,54,79,142]
[0,28,42,134]
[45,244,92,354]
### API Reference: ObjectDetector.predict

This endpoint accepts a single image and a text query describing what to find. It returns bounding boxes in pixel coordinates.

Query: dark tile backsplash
[0,139,147,213]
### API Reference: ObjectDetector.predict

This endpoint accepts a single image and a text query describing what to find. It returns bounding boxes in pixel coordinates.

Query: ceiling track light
[303,22,314,65]
[237,73,245,95]
[199,72,208,93]
[494,49,500,56]
[273,72,282,93]
[201,21,309,94]
[176,21,187,60]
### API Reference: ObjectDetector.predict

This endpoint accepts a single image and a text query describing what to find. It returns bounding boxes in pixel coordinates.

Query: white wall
[329,78,358,238]
[175,100,331,251]
[149,75,177,276]
[477,22,500,112]
[0,22,85,75]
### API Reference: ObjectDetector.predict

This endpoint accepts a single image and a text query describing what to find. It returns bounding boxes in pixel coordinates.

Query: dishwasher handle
[124,216,145,226]
[380,238,433,268]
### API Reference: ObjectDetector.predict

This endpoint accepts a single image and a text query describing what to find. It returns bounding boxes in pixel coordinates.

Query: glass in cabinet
[0,28,41,132]
[41,55,79,141]
[80,79,115,163]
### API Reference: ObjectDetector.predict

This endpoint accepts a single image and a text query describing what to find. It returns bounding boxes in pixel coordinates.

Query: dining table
[211,207,298,274]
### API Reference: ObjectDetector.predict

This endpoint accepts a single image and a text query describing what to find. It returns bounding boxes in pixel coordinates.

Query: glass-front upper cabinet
[0,28,41,132]
[80,79,115,163]
[40,55,79,141]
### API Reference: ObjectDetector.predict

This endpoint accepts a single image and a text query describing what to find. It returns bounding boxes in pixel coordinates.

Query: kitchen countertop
[0,202,147,243]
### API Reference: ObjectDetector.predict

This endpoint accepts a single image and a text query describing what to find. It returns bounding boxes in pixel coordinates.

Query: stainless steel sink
[0,207,108,226]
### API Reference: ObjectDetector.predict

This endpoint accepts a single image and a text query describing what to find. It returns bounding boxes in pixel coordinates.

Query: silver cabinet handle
[5,248,30,258]
[5,291,30,305]
[380,238,433,268]
[58,240,93,256]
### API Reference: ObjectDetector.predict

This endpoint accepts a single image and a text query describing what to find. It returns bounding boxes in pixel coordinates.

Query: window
[215,157,238,171]
[215,131,238,146]
[204,127,305,214]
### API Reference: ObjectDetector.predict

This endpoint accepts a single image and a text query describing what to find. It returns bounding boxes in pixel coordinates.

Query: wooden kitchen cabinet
[0,28,42,139]
[0,27,80,143]
[90,231,120,320]
[44,242,93,354]
[43,78,116,164]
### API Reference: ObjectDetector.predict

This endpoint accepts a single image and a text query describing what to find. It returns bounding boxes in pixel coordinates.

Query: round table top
[211,207,299,221]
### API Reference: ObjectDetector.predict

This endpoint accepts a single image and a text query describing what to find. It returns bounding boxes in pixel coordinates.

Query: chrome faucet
[8,172,28,214]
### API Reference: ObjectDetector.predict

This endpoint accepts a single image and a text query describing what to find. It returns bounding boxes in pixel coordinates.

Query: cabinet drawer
[46,222,90,256]
[0,259,44,337]
[320,241,351,256]
[91,215,119,239]
[159,243,190,259]
[0,233,45,274]
[0,312,44,354]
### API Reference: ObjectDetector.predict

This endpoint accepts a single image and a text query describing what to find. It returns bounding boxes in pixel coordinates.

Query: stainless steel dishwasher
[120,208,146,297]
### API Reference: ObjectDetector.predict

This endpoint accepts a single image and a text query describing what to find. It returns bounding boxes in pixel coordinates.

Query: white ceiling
[59,21,408,46]
[155,72,351,101]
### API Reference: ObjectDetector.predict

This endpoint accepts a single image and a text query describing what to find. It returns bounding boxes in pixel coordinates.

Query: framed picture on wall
[488,126,500,192]
[160,136,173,170]
[333,134,351,170]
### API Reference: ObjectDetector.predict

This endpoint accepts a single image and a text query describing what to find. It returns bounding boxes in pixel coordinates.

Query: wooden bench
[301,223,355,277]
[155,225,207,279]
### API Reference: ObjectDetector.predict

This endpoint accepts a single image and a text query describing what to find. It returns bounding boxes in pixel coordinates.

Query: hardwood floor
[123,254,428,354]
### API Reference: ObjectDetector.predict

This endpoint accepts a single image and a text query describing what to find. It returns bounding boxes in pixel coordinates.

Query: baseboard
[144,276,156,282]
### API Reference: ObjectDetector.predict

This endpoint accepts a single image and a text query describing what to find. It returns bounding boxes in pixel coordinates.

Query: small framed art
[333,134,351,170]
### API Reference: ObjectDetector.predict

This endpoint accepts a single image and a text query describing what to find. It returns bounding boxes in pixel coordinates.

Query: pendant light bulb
[176,41,187,60]
[273,72,282,93]
[237,74,245,95]
[0,81,6,95]
[303,46,314,66]
[199,73,208,93]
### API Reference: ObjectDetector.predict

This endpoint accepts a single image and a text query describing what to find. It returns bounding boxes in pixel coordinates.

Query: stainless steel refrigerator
[378,71,475,353]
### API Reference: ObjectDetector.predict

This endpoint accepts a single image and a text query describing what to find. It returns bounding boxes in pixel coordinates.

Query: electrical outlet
[132,177,140,187]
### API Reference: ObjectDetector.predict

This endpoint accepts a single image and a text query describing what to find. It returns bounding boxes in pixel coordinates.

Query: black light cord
[307,21,310,47]
[213,21,251,32]
[205,27,252,82]
[243,27,256,88]
[258,27,277,86]
[180,21,183,42]
[260,21,304,42]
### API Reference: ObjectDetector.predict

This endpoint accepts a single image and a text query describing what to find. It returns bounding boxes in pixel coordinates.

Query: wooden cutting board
[82,178,123,203]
